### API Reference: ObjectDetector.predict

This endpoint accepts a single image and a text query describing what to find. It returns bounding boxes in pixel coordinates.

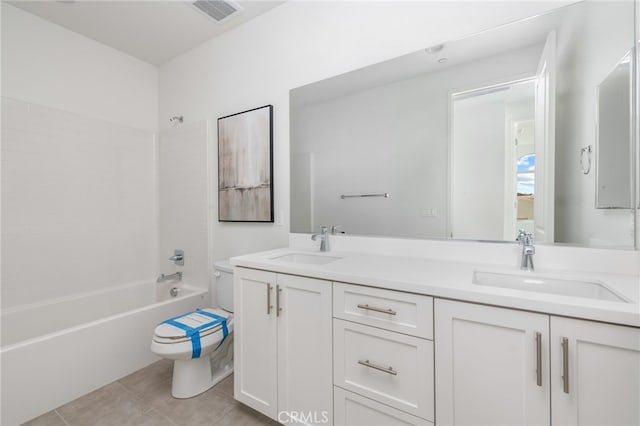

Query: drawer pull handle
[358,359,398,376]
[357,304,397,315]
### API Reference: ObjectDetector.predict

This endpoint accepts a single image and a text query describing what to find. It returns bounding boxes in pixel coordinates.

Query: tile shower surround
[1,97,157,310]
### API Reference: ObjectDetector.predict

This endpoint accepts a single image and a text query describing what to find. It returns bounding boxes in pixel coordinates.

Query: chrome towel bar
[341,193,389,199]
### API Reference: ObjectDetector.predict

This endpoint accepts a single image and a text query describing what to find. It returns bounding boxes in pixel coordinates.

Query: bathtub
[1,280,208,425]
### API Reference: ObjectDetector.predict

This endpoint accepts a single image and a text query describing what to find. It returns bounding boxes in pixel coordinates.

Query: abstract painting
[218,105,273,222]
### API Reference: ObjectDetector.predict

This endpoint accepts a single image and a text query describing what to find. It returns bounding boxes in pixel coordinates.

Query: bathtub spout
[157,272,182,283]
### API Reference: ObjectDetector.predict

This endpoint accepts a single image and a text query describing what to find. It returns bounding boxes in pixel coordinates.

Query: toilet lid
[154,308,232,343]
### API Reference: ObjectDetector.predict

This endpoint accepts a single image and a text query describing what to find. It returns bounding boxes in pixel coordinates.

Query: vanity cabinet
[233,257,638,426]
[550,316,640,426]
[435,299,640,426]
[435,299,550,425]
[233,267,333,424]
[333,283,434,425]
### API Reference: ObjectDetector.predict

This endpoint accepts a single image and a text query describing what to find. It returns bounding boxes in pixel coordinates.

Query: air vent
[192,0,242,23]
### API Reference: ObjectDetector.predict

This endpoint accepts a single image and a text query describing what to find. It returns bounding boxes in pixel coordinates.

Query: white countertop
[231,247,640,327]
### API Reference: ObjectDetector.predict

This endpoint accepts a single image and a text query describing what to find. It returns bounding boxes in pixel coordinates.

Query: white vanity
[232,1,640,424]
[231,242,639,426]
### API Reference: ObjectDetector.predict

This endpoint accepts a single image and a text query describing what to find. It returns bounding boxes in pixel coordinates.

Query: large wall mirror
[290,1,637,249]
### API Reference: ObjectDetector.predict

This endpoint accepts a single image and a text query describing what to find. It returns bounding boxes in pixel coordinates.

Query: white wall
[554,1,635,247]
[159,1,570,262]
[1,4,158,131]
[1,5,159,309]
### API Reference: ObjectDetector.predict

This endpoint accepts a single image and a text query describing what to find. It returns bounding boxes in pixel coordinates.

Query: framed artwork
[218,105,274,222]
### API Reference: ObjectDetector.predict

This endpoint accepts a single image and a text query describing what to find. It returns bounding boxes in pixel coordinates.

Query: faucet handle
[516,230,534,245]
[331,225,345,234]
[169,249,184,266]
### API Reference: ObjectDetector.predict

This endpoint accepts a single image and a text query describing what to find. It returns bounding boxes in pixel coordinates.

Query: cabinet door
[551,317,640,426]
[435,300,550,426]
[277,274,333,426]
[233,267,278,419]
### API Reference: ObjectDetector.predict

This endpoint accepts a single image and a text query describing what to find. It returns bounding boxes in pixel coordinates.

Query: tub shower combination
[1,279,207,425]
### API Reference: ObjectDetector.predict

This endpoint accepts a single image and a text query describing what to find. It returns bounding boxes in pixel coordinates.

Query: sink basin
[270,253,342,265]
[473,270,629,303]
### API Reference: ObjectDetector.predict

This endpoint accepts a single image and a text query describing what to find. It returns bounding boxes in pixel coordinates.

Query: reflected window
[517,154,535,195]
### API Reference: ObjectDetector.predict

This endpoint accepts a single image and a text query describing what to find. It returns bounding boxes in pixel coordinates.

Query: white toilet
[151,260,234,398]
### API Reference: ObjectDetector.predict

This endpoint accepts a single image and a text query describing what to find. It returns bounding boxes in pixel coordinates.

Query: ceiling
[7,1,285,66]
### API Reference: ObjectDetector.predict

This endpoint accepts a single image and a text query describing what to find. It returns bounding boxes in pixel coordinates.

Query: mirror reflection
[595,51,632,209]
[290,1,636,248]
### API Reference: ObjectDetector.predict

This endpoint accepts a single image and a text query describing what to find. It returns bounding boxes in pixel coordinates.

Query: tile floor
[23,360,277,426]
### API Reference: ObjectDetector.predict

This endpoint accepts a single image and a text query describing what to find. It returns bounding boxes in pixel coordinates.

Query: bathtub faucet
[157,272,182,283]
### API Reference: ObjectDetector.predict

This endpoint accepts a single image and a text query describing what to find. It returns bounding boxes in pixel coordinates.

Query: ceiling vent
[192,0,243,23]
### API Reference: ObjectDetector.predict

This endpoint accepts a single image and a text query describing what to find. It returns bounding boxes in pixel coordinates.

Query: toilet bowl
[151,260,234,398]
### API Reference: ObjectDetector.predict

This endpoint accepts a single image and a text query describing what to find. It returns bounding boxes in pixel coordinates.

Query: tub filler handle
[169,249,184,266]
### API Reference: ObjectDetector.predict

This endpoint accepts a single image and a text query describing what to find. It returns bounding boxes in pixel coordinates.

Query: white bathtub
[1,280,208,425]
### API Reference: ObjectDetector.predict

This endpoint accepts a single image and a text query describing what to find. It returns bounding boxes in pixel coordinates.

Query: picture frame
[218,105,274,222]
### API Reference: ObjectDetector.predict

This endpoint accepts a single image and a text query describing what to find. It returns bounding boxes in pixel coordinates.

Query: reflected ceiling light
[425,44,445,54]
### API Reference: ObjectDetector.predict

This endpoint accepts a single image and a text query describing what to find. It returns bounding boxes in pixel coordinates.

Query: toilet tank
[213,260,234,313]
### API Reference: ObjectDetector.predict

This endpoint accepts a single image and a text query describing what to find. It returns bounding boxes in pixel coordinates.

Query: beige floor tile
[125,409,176,426]
[214,375,234,399]
[21,410,67,426]
[118,360,173,397]
[118,360,173,392]
[214,403,278,426]
[148,385,237,426]
[56,382,148,426]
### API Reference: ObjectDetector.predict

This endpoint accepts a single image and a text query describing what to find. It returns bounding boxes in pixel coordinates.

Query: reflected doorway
[450,78,536,241]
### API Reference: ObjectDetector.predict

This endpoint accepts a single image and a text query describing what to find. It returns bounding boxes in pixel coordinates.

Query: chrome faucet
[157,272,182,283]
[311,225,330,252]
[516,230,535,272]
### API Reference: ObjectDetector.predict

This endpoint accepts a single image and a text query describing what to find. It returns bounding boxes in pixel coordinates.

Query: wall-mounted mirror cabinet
[290,1,637,249]
[596,52,632,209]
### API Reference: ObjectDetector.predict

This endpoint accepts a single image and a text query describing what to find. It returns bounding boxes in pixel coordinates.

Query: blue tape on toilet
[160,309,228,359]
[195,309,229,346]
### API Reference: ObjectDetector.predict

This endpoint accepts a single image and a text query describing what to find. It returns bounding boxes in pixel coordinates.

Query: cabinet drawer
[333,282,433,339]
[334,387,432,426]
[333,319,434,420]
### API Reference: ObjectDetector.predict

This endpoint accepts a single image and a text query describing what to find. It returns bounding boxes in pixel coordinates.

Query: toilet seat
[153,308,231,344]
[152,308,233,360]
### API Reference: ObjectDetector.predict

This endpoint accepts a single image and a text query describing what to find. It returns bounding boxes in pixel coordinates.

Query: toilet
[151,260,234,398]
